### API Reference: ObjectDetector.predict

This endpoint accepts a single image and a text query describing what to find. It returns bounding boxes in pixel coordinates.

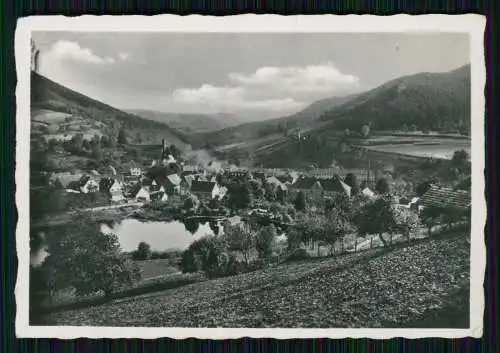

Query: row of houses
[48,166,229,205]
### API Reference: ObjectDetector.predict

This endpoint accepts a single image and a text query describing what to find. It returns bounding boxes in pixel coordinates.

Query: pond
[101,218,224,252]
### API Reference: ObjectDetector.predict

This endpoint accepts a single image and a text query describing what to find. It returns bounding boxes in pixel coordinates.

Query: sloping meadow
[44,234,470,328]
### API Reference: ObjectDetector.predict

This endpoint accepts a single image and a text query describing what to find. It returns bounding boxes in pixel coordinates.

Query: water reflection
[101,218,224,252]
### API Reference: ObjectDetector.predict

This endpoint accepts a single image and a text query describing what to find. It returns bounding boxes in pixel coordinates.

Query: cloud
[169,62,359,116]
[45,40,114,65]
[172,84,305,113]
[228,62,360,94]
[119,52,130,61]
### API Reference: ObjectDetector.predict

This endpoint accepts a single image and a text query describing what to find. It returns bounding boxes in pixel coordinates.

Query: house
[75,175,99,194]
[226,169,250,179]
[190,180,225,201]
[292,177,323,200]
[289,171,299,184]
[320,177,351,198]
[181,174,196,189]
[275,175,293,185]
[252,172,266,181]
[150,183,168,202]
[99,177,124,202]
[266,176,288,192]
[164,173,182,195]
[361,187,376,199]
[416,185,471,213]
[397,196,420,209]
[130,184,150,203]
[130,167,142,177]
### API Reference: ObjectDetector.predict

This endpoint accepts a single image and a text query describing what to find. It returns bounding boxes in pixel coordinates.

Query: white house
[190,180,226,201]
[132,186,150,203]
[100,177,124,202]
[150,184,168,202]
[130,167,142,177]
[361,187,375,199]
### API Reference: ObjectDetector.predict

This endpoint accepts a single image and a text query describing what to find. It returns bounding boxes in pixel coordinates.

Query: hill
[193,65,470,151]
[190,93,360,149]
[126,109,232,133]
[42,234,469,328]
[31,72,189,148]
[318,64,471,134]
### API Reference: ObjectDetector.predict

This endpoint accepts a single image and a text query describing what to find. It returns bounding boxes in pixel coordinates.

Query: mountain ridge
[31,72,190,148]
[193,64,471,149]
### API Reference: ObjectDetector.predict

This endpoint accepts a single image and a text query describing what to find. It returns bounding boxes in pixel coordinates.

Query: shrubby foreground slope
[44,234,469,328]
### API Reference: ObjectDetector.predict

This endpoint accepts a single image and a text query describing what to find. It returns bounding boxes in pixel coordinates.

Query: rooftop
[419,185,471,209]
[190,180,216,193]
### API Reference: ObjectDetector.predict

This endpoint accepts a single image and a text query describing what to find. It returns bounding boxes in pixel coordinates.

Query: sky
[32,32,470,121]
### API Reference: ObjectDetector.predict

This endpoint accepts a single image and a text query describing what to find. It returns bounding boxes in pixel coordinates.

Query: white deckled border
[15,14,486,339]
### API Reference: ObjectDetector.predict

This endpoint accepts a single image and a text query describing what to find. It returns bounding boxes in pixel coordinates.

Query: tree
[294,191,306,211]
[449,149,470,181]
[416,179,438,197]
[393,207,420,242]
[353,197,397,248]
[91,144,103,161]
[180,235,230,278]
[81,139,91,151]
[256,225,276,260]
[41,213,140,298]
[323,212,352,255]
[263,182,276,201]
[375,177,390,195]
[134,241,152,260]
[344,173,359,196]
[441,206,462,229]
[224,224,255,265]
[117,126,127,145]
[100,135,110,148]
[324,192,352,218]
[420,205,442,237]
[183,218,200,234]
[183,195,198,211]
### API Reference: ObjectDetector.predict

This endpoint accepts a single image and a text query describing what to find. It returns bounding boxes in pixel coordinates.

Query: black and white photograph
[16,15,485,338]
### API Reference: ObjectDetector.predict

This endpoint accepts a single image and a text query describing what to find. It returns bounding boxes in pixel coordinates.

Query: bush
[283,248,309,263]
[180,235,231,279]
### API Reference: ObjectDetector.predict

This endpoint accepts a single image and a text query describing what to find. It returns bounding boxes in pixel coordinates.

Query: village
[42,137,471,233]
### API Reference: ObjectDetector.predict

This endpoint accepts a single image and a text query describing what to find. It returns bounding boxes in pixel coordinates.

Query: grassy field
[136,259,181,281]
[43,233,470,328]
